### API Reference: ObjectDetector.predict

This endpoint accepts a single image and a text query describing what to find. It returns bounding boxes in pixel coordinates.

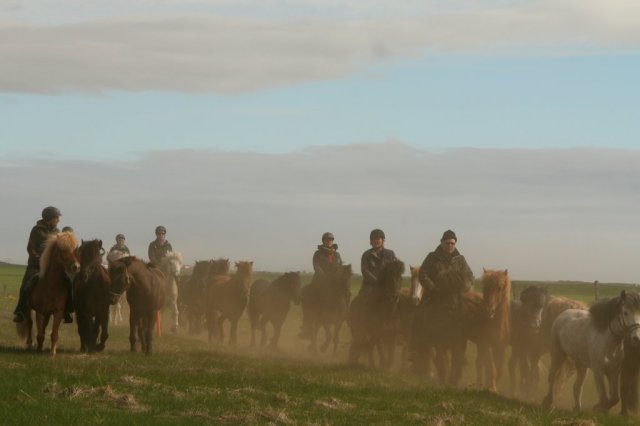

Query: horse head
[281,271,302,304]
[161,251,183,279]
[210,258,230,277]
[376,259,405,305]
[409,265,423,305]
[41,232,80,279]
[108,256,134,304]
[519,285,549,333]
[481,268,511,319]
[618,290,640,345]
[78,239,104,282]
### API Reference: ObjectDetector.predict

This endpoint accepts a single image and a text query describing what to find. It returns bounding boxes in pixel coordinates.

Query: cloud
[1,0,639,93]
[1,142,639,283]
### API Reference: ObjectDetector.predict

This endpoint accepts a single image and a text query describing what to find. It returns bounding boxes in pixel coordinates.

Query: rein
[609,311,640,339]
[111,264,132,300]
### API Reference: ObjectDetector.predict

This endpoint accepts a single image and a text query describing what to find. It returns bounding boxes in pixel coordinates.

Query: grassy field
[0,264,638,425]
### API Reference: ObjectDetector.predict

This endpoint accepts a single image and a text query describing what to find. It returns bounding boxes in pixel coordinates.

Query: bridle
[609,308,640,339]
[110,264,131,300]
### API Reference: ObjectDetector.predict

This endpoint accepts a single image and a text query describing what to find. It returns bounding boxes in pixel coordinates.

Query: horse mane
[163,251,183,263]
[481,268,511,337]
[377,259,405,286]
[40,231,79,275]
[590,296,623,331]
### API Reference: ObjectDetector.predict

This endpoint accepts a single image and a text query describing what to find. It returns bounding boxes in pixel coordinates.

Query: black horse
[73,239,112,353]
[301,264,353,355]
[508,285,549,397]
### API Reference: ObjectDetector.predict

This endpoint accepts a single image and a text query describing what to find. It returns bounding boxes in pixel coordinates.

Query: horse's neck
[410,276,423,301]
[609,312,629,340]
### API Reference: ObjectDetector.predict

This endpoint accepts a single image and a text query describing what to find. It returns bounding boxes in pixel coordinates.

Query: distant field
[0,264,637,425]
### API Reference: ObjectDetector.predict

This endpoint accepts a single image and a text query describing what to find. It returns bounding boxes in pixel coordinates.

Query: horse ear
[621,290,627,300]
[504,269,508,275]
[482,267,487,273]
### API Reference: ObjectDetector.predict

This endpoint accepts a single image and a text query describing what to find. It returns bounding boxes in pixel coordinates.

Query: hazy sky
[1,1,639,282]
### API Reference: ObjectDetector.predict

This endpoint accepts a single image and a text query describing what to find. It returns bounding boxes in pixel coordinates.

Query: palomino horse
[248,271,302,349]
[73,239,112,353]
[16,231,80,354]
[543,290,640,411]
[301,264,353,355]
[158,251,183,333]
[508,285,550,397]
[348,259,405,368]
[108,256,166,355]
[205,261,253,346]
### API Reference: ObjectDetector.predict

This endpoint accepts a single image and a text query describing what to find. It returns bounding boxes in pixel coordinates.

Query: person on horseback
[359,228,398,295]
[417,229,474,309]
[298,232,343,339]
[148,225,173,266]
[13,206,74,324]
[109,234,131,257]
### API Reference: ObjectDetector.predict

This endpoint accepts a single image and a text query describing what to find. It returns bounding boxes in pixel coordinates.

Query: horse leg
[129,314,137,352]
[308,323,319,353]
[145,312,155,355]
[320,324,332,353]
[487,346,498,392]
[36,313,47,352]
[542,338,566,408]
[449,339,467,387]
[229,319,238,348]
[270,321,282,350]
[476,344,486,388]
[621,347,640,416]
[606,368,620,410]
[433,347,449,385]
[260,317,268,346]
[508,348,518,395]
[333,321,343,357]
[97,309,109,352]
[50,313,63,356]
[573,365,588,411]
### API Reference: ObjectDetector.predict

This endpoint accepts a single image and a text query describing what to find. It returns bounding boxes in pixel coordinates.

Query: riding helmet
[322,232,334,241]
[369,229,385,240]
[155,225,167,235]
[41,206,62,220]
[116,234,126,241]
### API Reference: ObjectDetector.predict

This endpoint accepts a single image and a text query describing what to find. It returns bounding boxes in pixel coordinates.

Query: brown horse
[348,259,405,368]
[73,239,112,353]
[412,268,511,390]
[248,271,302,349]
[16,231,80,354]
[108,256,166,355]
[205,261,253,346]
[180,258,230,335]
[302,264,353,355]
[465,269,512,392]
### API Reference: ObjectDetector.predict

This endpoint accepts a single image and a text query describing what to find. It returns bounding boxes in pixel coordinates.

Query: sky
[1,0,640,282]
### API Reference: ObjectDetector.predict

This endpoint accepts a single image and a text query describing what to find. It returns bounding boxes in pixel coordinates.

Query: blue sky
[2,53,640,159]
[2,1,640,281]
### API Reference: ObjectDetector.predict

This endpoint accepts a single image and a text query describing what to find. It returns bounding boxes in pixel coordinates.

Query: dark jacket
[148,240,173,265]
[360,247,397,292]
[313,244,343,276]
[26,219,59,268]
[418,245,474,306]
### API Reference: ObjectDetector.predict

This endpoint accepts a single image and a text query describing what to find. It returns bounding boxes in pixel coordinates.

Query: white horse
[409,264,423,305]
[542,290,640,411]
[159,251,183,333]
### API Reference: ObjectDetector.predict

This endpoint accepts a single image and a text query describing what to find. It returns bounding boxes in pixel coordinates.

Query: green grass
[0,265,637,425]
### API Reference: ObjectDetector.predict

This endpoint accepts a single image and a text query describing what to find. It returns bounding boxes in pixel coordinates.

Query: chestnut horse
[181,258,230,334]
[248,271,302,349]
[108,256,166,355]
[73,239,113,353]
[205,261,253,346]
[348,259,405,368]
[16,231,80,354]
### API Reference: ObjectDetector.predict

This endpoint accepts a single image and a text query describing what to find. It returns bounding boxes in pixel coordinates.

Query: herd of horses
[12,231,640,416]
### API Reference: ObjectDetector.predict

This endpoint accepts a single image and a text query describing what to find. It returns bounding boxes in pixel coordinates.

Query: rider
[359,228,397,295]
[148,225,173,266]
[299,232,343,339]
[13,206,73,324]
[109,234,131,258]
[417,229,474,310]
